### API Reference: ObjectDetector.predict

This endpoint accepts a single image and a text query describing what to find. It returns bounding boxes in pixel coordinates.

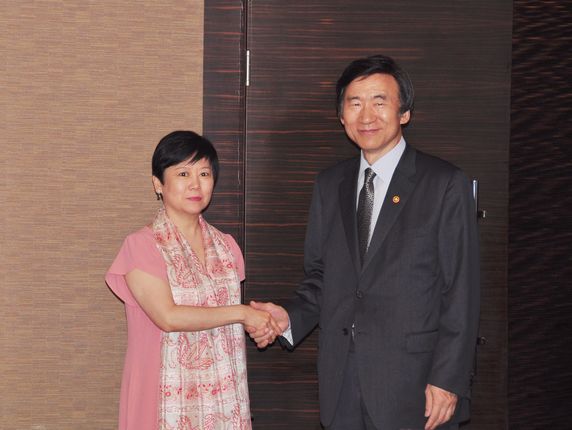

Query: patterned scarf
[152,208,251,430]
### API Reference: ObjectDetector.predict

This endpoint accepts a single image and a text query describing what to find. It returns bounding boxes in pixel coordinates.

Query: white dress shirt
[356,137,406,246]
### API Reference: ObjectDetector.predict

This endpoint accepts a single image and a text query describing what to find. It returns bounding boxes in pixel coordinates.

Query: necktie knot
[364,167,376,185]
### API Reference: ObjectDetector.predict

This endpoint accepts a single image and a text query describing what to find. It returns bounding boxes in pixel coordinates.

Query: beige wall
[1,1,204,428]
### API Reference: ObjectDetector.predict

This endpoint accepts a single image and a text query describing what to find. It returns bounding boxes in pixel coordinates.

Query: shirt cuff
[282,323,294,345]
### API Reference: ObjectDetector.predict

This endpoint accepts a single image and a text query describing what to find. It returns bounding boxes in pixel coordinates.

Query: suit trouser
[325,341,459,430]
[325,342,377,430]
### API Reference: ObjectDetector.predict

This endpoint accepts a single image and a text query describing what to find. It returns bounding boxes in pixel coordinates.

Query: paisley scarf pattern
[152,208,251,430]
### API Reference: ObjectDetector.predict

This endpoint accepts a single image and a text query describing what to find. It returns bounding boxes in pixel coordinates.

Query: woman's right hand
[243,305,282,343]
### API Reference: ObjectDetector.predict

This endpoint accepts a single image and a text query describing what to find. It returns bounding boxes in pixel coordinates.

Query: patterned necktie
[357,167,376,263]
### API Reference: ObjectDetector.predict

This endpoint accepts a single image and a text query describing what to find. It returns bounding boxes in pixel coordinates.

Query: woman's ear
[152,176,162,194]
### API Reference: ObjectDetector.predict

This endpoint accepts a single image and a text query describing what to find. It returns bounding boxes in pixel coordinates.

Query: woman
[106,131,279,430]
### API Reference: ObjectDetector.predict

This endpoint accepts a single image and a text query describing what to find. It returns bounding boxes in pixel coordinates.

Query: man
[249,55,480,430]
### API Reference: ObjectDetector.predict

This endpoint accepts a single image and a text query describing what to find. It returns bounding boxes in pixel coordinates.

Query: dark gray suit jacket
[284,145,480,429]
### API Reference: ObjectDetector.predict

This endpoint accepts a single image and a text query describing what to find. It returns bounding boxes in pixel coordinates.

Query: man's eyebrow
[372,94,388,100]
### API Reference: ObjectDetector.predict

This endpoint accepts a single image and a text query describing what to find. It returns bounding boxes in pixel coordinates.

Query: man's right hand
[247,301,290,348]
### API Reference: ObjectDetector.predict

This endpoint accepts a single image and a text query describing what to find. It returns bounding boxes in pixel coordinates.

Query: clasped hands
[244,301,290,348]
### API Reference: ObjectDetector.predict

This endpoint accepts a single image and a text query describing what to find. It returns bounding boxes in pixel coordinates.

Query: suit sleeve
[428,169,480,397]
[283,178,325,347]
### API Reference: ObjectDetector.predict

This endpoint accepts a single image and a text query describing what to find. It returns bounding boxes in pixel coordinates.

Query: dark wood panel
[244,1,511,429]
[509,1,572,428]
[203,0,246,242]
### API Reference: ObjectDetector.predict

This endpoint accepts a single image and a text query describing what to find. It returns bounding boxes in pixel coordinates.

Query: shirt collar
[359,137,407,184]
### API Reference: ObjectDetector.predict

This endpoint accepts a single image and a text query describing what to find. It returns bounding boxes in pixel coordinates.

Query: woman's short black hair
[336,54,414,117]
[152,130,219,184]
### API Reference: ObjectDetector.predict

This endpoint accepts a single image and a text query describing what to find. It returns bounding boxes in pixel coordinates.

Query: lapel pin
[392,195,400,204]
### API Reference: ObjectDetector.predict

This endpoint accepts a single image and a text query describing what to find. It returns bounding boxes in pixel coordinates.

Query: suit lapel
[362,145,417,273]
[339,159,361,274]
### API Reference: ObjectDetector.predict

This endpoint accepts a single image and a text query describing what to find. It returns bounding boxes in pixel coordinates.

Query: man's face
[340,73,410,164]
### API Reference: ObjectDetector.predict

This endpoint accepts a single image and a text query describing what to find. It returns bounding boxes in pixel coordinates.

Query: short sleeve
[225,234,245,281]
[105,227,168,306]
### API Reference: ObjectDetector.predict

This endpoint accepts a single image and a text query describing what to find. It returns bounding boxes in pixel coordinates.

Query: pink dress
[105,226,245,430]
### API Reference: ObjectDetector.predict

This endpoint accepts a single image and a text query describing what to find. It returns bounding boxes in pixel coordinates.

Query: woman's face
[153,157,215,218]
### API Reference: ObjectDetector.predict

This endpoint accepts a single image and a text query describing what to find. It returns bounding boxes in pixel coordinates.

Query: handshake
[243,301,290,348]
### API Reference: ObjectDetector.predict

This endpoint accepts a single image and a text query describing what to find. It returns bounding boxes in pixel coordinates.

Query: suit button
[342,328,349,336]
[356,290,364,299]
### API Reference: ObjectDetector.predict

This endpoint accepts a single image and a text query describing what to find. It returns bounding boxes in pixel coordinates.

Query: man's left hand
[424,384,457,430]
